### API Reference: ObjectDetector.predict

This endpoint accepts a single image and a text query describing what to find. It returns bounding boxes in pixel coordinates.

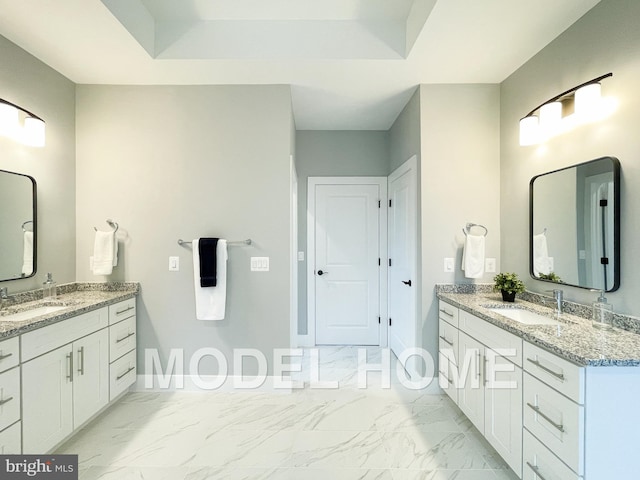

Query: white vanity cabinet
[438,301,523,477]
[108,298,137,400]
[0,336,21,454]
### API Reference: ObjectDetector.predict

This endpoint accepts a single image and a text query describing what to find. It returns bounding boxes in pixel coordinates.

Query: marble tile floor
[57,347,520,480]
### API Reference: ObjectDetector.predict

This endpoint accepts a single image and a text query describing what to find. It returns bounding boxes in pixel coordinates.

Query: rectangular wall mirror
[530,156,620,292]
[0,169,37,282]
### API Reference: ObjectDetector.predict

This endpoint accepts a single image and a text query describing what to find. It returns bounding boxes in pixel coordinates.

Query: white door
[388,157,417,365]
[22,344,73,453]
[312,182,381,345]
[73,329,109,427]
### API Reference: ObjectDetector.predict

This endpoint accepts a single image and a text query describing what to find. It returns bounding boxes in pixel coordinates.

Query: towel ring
[94,219,119,233]
[462,223,488,237]
[22,220,33,232]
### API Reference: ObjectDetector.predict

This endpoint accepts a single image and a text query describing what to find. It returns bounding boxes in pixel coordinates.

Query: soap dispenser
[43,272,57,300]
[591,289,613,330]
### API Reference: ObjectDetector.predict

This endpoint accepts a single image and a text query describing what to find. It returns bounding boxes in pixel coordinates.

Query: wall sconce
[519,72,613,146]
[0,98,46,147]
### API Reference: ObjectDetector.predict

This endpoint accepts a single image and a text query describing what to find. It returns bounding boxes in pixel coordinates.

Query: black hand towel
[198,238,219,287]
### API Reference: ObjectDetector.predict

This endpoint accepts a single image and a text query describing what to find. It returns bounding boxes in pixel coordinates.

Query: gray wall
[500,0,640,315]
[295,130,390,334]
[389,88,421,173]
[420,84,501,379]
[75,85,294,375]
[0,35,76,292]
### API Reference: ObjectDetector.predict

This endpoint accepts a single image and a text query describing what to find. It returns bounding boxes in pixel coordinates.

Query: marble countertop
[0,282,140,339]
[437,291,640,367]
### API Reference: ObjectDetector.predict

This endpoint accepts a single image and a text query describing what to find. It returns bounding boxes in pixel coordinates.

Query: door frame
[387,156,419,378]
[306,177,388,347]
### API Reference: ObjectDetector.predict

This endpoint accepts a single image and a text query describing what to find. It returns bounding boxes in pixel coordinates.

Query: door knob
[317,270,328,276]
[402,280,412,286]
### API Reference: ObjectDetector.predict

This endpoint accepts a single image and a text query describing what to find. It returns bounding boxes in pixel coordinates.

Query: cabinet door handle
[483,354,488,386]
[116,366,135,381]
[438,335,453,346]
[526,358,565,381]
[0,396,14,406]
[116,306,135,315]
[78,346,85,375]
[439,308,453,317]
[526,462,549,480]
[116,332,136,343]
[0,352,13,361]
[527,403,565,433]
[476,350,481,381]
[66,353,74,382]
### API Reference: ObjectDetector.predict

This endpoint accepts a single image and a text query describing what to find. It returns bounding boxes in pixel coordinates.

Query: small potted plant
[493,272,525,302]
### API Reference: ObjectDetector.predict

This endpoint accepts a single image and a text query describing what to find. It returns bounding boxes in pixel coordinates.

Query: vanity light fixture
[519,72,613,146]
[0,98,45,147]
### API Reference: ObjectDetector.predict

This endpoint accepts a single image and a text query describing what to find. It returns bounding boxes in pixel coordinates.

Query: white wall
[420,84,501,369]
[500,0,640,315]
[76,85,294,375]
[295,130,390,335]
[0,35,76,293]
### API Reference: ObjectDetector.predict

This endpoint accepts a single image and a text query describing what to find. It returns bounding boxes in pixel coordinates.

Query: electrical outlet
[444,257,454,273]
[485,258,496,273]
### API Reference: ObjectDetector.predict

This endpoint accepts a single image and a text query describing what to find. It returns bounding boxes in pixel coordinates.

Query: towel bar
[177,238,252,247]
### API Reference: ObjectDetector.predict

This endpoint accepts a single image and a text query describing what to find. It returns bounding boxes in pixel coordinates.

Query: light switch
[169,256,180,271]
[444,257,454,273]
[548,257,554,271]
[251,257,270,272]
[485,258,496,273]
[298,251,305,261]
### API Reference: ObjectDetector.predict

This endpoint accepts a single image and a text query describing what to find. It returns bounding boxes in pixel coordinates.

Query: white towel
[193,239,228,320]
[533,233,551,276]
[22,231,34,275]
[462,234,485,279]
[92,230,117,275]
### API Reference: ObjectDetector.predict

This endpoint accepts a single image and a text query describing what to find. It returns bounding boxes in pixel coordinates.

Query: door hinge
[600,199,608,207]
[601,257,609,265]
[378,200,381,208]
[389,199,392,207]
[378,258,381,266]
[389,318,392,326]
[388,258,392,267]
[378,316,381,324]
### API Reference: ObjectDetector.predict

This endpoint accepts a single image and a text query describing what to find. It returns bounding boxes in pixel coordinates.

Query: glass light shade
[22,117,46,147]
[0,102,19,138]
[519,115,539,146]
[575,82,602,117]
[539,101,563,140]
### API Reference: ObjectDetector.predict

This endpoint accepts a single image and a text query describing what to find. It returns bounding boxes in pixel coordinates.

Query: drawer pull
[439,309,454,317]
[526,462,549,480]
[439,370,453,384]
[527,403,565,433]
[0,352,13,361]
[116,306,135,316]
[116,332,136,343]
[438,335,453,346]
[527,358,565,381]
[116,366,135,380]
[0,396,14,406]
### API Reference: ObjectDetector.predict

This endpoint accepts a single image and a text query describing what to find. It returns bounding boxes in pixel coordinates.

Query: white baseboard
[295,335,314,347]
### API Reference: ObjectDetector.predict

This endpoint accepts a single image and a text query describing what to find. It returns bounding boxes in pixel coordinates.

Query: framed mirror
[0,169,37,282]
[530,156,620,292]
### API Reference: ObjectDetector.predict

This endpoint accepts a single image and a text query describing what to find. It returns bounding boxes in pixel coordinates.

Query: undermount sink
[0,305,67,322]
[488,307,561,326]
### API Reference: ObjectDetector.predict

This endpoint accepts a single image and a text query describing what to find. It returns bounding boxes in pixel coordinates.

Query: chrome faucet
[546,289,563,315]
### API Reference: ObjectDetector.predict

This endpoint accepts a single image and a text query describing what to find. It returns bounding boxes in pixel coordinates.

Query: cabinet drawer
[459,310,523,367]
[438,356,458,404]
[109,298,136,326]
[0,337,19,373]
[438,300,459,327]
[524,341,584,404]
[0,421,21,454]
[524,372,584,474]
[22,307,108,362]
[0,367,20,431]
[109,316,136,362]
[438,318,458,365]
[110,349,136,401]
[523,429,581,480]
